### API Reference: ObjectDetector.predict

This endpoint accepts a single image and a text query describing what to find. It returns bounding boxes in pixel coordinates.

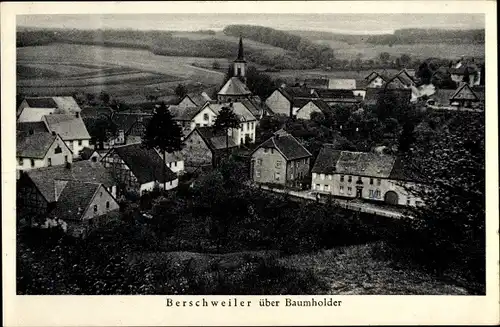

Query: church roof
[234,36,246,63]
[218,77,252,96]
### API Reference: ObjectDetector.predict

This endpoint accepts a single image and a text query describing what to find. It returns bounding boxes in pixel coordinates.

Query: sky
[17,13,485,35]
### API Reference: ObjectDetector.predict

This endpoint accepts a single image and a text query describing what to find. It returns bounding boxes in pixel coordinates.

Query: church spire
[236,36,245,62]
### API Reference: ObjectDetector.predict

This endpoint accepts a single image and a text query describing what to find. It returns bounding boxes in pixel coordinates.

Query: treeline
[366,29,485,45]
[223,24,335,67]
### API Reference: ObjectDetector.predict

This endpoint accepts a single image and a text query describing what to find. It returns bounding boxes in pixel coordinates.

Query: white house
[155,150,184,175]
[42,114,91,157]
[17,96,82,122]
[311,144,424,207]
[295,99,331,120]
[169,104,218,136]
[207,102,257,146]
[16,131,73,179]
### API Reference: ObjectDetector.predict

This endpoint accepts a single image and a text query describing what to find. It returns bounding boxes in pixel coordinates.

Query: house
[304,78,329,89]
[295,99,331,120]
[47,180,120,237]
[16,131,73,179]
[316,89,361,106]
[250,129,312,188]
[168,104,218,135]
[207,102,258,145]
[181,126,238,169]
[111,113,152,146]
[365,71,390,88]
[80,147,102,162]
[177,93,212,108]
[449,83,483,109]
[156,150,184,175]
[328,79,356,90]
[311,144,423,206]
[449,59,481,86]
[265,86,318,117]
[101,143,178,196]
[17,160,118,226]
[42,114,91,157]
[363,88,412,107]
[17,96,82,122]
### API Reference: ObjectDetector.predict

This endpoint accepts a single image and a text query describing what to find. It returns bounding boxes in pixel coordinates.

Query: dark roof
[195,127,238,151]
[112,143,177,184]
[335,151,395,177]
[240,99,261,118]
[316,89,356,99]
[356,79,369,89]
[365,71,390,83]
[80,106,113,119]
[311,144,342,174]
[255,130,312,161]
[24,97,58,108]
[80,147,97,160]
[304,78,329,88]
[169,105,204,121]
[311,99,331,112]
[292,98,311,108]
[16,132,56,158]
[26,161,116,202]
[282,86,318,99]
[430,88,456,105]
[50,181,101,221]
[112,113,152,135]
[16,121,49,135]
[364,88,412,106]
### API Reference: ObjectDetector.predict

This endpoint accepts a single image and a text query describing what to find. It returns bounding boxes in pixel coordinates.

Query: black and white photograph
[3,1,499,325]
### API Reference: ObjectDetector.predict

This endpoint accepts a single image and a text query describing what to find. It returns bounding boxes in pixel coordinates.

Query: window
[264,148,268,153]
[339,185,344,193]
[357,176,362,183]
[324,184,330,191]
[78,140,82,146]
[312,173,317,179]
[93,205,98,213]
[203,113,209,121]
[290,173,294,180]
[54,146,62,154]
[196,123,201,127]
[256,170,261,178]
[370,178,374,185]
[375,190,381,198]
[257,159,262,165]
[75,112,80,118]
[347,187,352,194]
[270,148,274,154]
[18,158,23,166]
[407,198,411,205]
[377,179,381,186]
[320,174,325,180]
[174,162,177,167]
[30,159,35,167]
[275,172,280,181]
[64,155,68,163]
[316,184,321,190]
[91,157,97,162]
[48,158,52,167]
[348,176,352,183]
[106,201,110,209]
[276,160,282,168]
[340,175,345,182]
[100,192,103,197]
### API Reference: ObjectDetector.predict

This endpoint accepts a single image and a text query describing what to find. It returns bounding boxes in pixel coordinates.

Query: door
[384,191,399,205]
[356,187,363,198]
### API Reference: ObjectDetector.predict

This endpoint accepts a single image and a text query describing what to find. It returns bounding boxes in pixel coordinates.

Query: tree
[174,84,187,99]
[212,61,221,70]
[379,52,390,64]
[245,66,277,100]
[213,106,240,154]
[84,116,118,150]
[398,121,416,153]
[99,91,110,105]
[400,54,411,67]
[142,102,183,189]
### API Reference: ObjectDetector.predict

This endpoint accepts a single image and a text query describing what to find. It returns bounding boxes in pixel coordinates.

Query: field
[17,43,228,103]
[314,39,485,60]
[266,68,401,83]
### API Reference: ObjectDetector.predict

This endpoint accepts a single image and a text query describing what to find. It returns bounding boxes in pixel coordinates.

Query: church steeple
[233,36,247,81]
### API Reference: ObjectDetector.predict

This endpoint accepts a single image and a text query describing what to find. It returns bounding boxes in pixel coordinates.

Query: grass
[267,68,401,82]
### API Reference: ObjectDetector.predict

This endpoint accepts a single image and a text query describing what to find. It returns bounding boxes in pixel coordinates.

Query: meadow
[17,43,228,103]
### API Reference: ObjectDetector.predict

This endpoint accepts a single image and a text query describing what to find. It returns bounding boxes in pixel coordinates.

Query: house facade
[265,89,293,116]
[250,129,312,188]
[311,145,423,207]
[101,143,178,196]
[42,114,91,157]
[295,99,330,120]
[16,132,73,178]
[169,104,218,136]
[207,102,257,146]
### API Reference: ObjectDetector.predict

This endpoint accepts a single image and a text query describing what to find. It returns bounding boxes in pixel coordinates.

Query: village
[16,37,485,236]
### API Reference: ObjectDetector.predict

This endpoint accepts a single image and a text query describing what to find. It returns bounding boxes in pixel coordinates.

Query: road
[258,185,410,219]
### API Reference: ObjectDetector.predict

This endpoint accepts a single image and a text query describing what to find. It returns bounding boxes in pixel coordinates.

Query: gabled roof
[112,113,152,135]
[110,143,177,184]
[169,105,206,121]
[335,151,395,177]
[25,161,115,203]
[16,132,57,159]
[23,97,58,108]
[364,88,412,106]
[182,93,212,107]
[450,83,480,101]
[311,144,343,174]
[16,121,49,135]
[282,86,318,99]
[253,130,312,161]
[304,78,329,88]
[80,106,113,119]
[328,79,356,90]
[394,69,416,86]
[49,181,101,221]
[52,96,82,113]
[365,71,390,83]
[218,77,252,96]
[208,102,256,122]
[296,99,331,114]
[194,126,238,151]
[240,99,261,119]
[44,114,91,140]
